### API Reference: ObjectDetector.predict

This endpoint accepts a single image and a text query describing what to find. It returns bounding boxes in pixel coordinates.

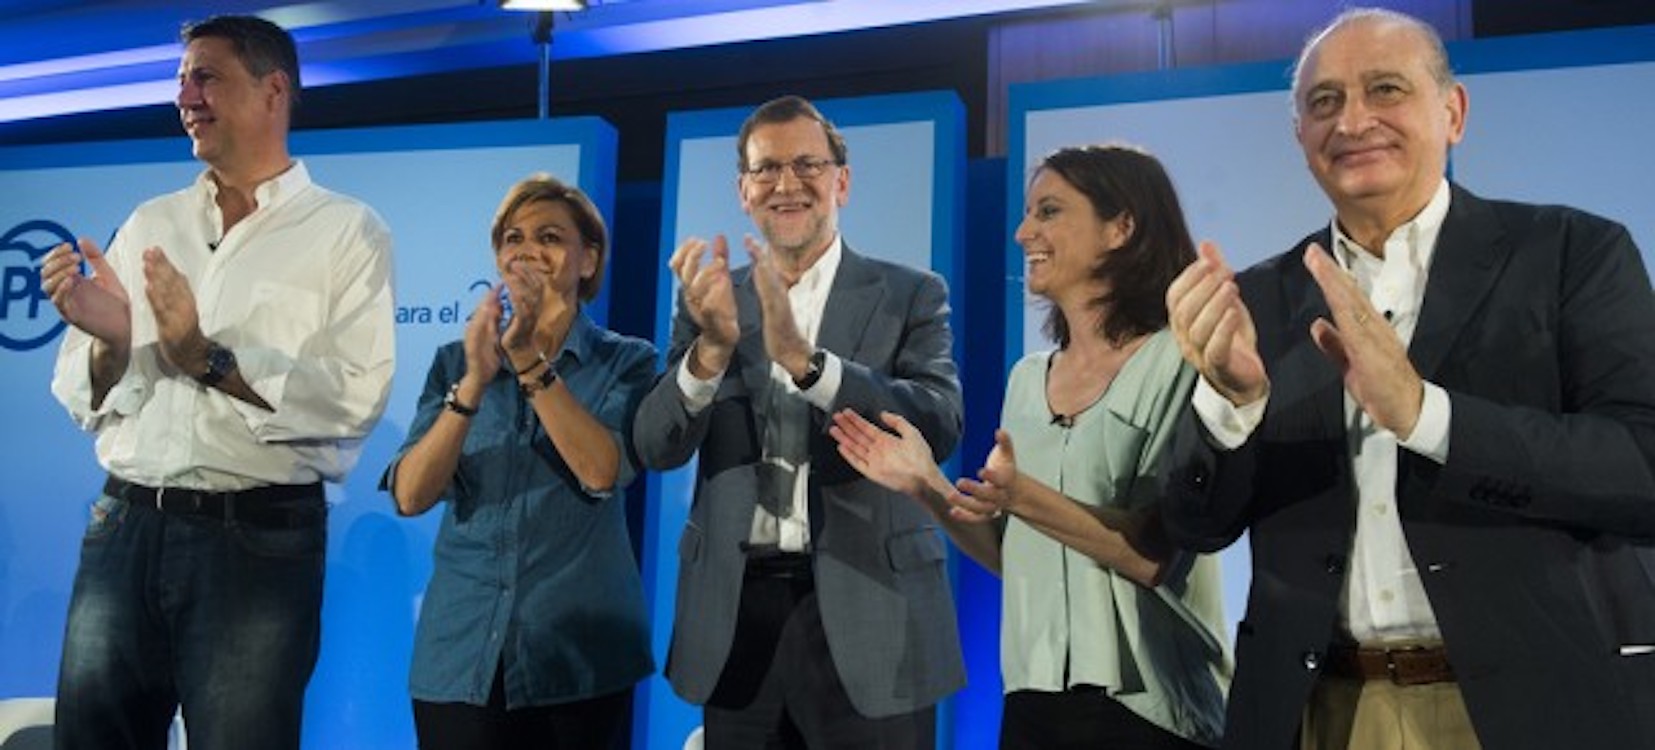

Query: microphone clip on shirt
[1050,412,1074,429]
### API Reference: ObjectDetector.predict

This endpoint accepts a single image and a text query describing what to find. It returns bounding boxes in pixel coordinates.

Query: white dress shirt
[677,237,844,551]
[1193,180,1456,643]
[51,162,397,493]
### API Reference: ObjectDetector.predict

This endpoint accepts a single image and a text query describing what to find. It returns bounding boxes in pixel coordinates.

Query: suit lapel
[732,268,772,425]
[816,246,882,361]
[1281,233,1347,439]
[1410,185,1510,379]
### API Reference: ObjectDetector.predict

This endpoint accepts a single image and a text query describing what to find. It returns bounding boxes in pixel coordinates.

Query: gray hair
[1289,7,1454,110]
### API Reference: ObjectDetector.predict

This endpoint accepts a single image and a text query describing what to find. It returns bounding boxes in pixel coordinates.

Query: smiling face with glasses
[738,116,850,264]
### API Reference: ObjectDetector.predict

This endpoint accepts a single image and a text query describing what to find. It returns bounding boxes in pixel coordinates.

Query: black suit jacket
[1163,185,1655,749]
[634,245,966,719]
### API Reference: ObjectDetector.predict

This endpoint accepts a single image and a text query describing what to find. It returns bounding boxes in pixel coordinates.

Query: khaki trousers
[1301,676,1481,750]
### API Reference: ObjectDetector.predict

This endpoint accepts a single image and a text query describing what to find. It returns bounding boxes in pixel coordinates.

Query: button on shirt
[51,162,396,491]
[677,237,844,552]
[1194,179,1455,643]
[385,315,658,707]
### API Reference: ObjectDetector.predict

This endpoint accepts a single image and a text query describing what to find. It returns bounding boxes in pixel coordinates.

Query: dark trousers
[704,558,935,750]
[54,491,326,750]
[412,666,631,750]
[1000,687,1207,750]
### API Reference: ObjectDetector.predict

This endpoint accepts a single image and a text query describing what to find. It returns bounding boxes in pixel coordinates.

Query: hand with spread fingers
[1166,240,1268,406]
[1302,242,1425,439]
[667,235,739,376]
[829,409,948,501]
[744,234,813,378]
[40,238,131,350]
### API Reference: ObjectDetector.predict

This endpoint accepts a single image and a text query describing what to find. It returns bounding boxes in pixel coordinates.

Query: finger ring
[1353,311,1370,325]
[991,509,1004,520]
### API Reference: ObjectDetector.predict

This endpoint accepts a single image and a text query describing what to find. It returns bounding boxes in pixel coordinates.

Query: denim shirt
[383,314,658,708]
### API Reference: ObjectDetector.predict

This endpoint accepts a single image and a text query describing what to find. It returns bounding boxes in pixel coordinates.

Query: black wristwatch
[518,358,560,397]
[792,349,827,390]
[195,340,237,386]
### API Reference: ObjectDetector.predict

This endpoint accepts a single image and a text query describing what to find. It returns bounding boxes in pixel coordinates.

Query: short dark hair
[490,174,609,303]
[735,95,848,173]
[181,15,302,111]
[1034,144,1198,348]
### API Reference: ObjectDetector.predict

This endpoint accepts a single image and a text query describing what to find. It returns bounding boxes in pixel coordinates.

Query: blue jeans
[54,489,327,750]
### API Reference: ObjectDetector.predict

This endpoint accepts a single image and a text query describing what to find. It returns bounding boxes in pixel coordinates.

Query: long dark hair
[1036,144,1197,348]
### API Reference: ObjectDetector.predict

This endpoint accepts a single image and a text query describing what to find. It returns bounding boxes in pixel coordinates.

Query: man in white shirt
[634,95,964,748]
[39,16,394,750]
[1162,7,1655,749]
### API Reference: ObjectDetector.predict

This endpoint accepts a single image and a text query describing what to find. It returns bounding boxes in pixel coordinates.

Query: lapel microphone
[1050,413,1074,428]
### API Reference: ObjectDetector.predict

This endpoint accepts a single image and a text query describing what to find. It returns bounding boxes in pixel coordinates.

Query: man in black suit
[634,95,964,748]
[1163,7,1655,749]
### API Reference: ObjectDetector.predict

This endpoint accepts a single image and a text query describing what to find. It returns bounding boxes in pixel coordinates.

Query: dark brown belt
[103,476,325,529]
[1325,642,1455,686]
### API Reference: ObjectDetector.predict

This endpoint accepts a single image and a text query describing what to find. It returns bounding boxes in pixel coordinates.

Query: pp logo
[0,219,76,351]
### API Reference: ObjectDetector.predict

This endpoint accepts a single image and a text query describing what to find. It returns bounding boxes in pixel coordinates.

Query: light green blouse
[999,329,1231,746]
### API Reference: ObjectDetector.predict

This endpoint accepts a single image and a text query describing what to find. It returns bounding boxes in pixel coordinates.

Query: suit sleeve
[1431,217,1655,537]
[1161,402,1262,554]
[633,295,714,471]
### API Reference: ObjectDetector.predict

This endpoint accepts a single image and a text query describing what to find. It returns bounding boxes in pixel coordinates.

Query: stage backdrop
[638,91,974,750]
[1009,23,1655,664]
[0,117,617,748]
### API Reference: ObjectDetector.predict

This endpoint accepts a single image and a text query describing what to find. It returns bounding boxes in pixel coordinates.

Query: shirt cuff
[676,349,723,415]
[798,351,843,411]
[1399,381,1451,464]
[1192,376,1267,451]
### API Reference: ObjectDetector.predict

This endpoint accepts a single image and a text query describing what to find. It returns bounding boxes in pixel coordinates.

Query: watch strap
[792,349,826,390]
[195,340,236,386]
[444,382,478,417]
[518,358,560,397]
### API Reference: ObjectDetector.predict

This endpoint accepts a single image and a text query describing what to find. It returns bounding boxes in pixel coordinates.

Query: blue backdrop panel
[1009,22,1655,688]
[640,91,970,750]
[0,116,617,748]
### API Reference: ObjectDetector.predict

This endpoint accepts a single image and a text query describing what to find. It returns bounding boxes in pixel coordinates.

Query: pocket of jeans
[230,521,327,560]
[83,495,127,543]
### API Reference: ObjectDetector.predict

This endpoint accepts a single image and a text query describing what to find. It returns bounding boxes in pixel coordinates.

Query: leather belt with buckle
[1325,642,1455,686]
[103,476,325,529]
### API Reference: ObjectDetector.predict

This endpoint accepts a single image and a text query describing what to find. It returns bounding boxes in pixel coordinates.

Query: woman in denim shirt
[382,174,657,748]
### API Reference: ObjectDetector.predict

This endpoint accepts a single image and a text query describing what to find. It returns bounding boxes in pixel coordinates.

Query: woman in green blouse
[830,145,1229,748]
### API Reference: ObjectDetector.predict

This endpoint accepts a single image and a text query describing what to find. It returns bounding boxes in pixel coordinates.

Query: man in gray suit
[635,95,964,748]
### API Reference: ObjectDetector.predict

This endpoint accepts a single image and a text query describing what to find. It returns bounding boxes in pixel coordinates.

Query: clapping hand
[829,409,941,499]
[41,238,131,350]
[1167,241,1268,406]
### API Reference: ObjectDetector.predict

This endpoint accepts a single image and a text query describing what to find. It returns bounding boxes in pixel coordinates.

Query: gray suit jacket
[1162,185,1655,749]
[634,245,966,719]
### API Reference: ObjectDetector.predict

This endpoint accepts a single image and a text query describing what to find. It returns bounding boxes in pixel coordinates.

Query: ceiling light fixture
[499,0,587,11]
[494,1,587,119]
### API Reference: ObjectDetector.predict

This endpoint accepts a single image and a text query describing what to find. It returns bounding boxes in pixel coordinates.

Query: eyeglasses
[742,156,838,184]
